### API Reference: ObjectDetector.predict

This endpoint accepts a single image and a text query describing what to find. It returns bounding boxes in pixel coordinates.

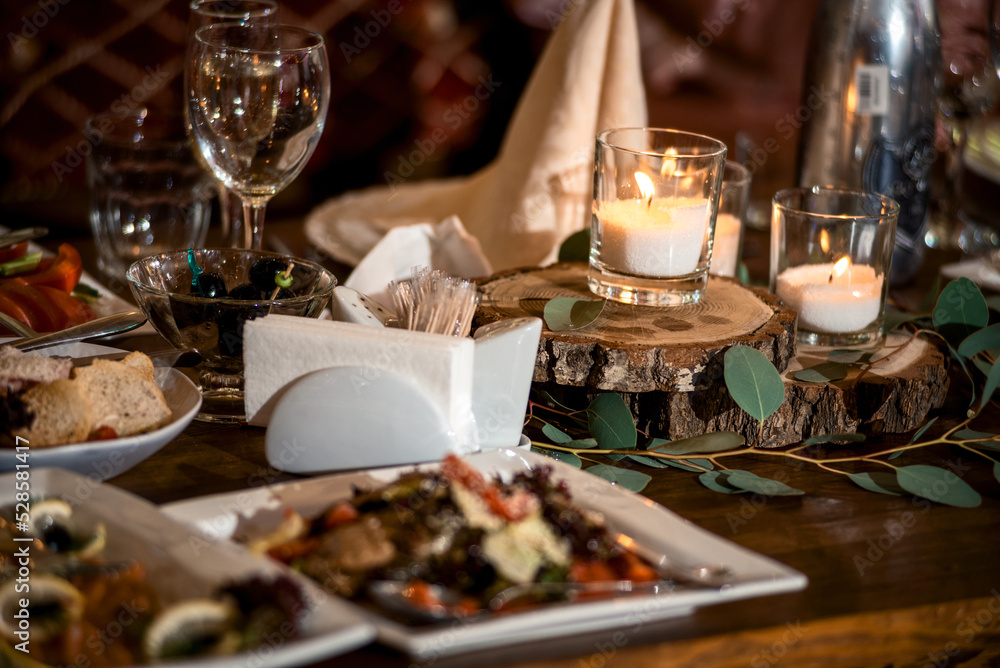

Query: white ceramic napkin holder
[243,314,541,474]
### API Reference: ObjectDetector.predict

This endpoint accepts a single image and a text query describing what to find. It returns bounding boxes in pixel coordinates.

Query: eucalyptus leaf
[543,297,604,331]
[587,394,637,450]
[794,361,849,383]
[888,449,905,460]
[541,422,573,444]
[847,472,903,496]
[986,294,1000,313]
[585,465,651,492]
[957,323,1000,360]
[531,447,582,468]
[537,390,579,414]
[626,454,672,468]
[802,432,866,446]
[908,417,938,444]
[724,346,785,422]
[933,278,989,347]
[566,438,598,449]
[659,459,704,472]
[683,458,715,471]
[725,469,805,496]
[954,429,1000,452]
[698,471,743,494]
[977,360,1000,415]
[896,464,982,507]
[883,308,927,334]
[557,228,591,263]
[972,356,992,376]
[650,431,744,455]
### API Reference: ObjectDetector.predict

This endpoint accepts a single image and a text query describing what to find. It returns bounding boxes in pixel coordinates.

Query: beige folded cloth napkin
[305,0,647,278]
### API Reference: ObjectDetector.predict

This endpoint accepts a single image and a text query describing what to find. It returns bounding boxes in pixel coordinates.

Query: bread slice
[12,379,92,447]
[0,347,73,396]
[121,351,156,383]
[72,358,172,437]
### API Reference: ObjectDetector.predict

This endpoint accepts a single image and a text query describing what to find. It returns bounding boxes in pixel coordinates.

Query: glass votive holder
[710,161,751,278]
[770,187,899,348]
[588,128,728,306]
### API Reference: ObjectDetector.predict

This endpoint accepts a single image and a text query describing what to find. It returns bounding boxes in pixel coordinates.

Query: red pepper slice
[10,243,83,292]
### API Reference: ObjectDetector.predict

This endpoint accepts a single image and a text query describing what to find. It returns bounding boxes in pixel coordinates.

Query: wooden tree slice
[475,263,950,448]
[475,262,798,393]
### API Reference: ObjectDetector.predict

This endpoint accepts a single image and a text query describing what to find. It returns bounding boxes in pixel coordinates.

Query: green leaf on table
[537,390,583,415]
[566,438,598,449]
[955,429,1000,452]
[883,308,926,334]
[624,454,671,468]
[847,471,904,496]
[895,464,981,507]
[683,458,715,471]
[585,464,651,492]
[986,295,1000,313]
[698,471,743,494]
[908,417,938,444]
[932,278,989,347]
[724,469,804,496]
[724,346,785,422]
[977,360,1000,415]
[541,422,573,444]
[649,431,744,455]
[557,228,591,263]
[957,323,1000,360]
[794,361,849,383]
[531,447,582,468]
[828,349,877,364]
[543,297,604,331]
[972,357,993,376]
[642,444,713,471]
[802,432,866,446]
[586,393,636,450]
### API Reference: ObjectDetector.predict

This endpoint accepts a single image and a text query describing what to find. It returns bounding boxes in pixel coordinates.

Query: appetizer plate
[162,448,808,659]
[0,342,200,479]
[0,468,376,667]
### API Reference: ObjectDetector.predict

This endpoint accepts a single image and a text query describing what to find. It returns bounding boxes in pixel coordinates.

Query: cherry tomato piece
[0,242,28,264]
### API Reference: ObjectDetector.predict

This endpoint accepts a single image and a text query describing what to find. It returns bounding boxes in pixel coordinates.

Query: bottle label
[855,65,890,116]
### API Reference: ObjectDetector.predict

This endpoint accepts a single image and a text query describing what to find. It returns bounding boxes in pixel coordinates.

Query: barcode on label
[855,64,890,115]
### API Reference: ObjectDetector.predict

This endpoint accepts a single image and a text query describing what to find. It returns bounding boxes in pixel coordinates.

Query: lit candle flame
[659,148,678,177]
[829,256,851,283]
[820,229,831,254]
[634,171,655,209]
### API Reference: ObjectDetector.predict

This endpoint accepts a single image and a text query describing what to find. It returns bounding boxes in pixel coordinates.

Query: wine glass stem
[241,199,267,250]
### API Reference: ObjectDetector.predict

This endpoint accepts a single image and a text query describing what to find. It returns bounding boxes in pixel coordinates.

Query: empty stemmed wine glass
[187,23,330,251]
[186,0,278,248]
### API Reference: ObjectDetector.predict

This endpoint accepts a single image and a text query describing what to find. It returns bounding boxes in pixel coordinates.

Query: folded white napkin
[305,0,647,273]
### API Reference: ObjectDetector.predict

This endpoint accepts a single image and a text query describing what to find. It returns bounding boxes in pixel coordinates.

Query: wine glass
[187,23,330,251]
[186,1,279,248]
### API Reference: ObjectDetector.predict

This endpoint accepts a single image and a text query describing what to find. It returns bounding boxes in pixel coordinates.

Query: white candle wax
[775,263,883,334]
[596,196,710,277]
[710,212,741,277]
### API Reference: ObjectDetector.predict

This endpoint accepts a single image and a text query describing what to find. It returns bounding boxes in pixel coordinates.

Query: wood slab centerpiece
[474,262,949,448]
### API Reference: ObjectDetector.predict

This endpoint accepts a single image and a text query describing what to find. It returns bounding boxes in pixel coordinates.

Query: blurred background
[2,0,996,251]
[0,0,822,237]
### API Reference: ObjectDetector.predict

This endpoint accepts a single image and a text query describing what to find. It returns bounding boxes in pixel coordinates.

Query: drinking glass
[589,128,727,306]
[186,1,278,248]
[187,23,330,251]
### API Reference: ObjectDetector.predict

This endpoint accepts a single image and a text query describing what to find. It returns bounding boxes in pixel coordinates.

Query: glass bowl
[127,249,337,423]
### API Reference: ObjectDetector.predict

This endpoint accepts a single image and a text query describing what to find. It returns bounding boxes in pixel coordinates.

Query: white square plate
[162,448,807,659]
[0,468,376,666]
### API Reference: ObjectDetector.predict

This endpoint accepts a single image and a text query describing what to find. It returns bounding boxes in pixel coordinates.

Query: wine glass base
[194,387,247,424]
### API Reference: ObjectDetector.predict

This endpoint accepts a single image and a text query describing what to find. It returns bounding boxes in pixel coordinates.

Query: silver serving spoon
[368,563,734,624]
[2,311,147,351]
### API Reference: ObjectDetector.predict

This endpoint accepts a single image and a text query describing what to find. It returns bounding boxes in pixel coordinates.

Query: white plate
[162,448,808,659]
[0,342,201,479]
[0,468,376,666]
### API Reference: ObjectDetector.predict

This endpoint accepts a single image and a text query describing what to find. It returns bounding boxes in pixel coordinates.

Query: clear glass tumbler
[589,128,727,306]
[770,187,899,348]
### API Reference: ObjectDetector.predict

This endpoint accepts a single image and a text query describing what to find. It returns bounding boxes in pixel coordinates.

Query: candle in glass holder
[710,212,741,277]
[596,193,710,277]
[775,257,883,334]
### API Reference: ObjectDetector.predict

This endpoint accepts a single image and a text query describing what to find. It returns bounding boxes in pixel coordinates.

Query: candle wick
[828,270,834,284]
[646,195,653,210]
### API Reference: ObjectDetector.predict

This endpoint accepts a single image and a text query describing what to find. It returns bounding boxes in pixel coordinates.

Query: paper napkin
[305,0,647,273]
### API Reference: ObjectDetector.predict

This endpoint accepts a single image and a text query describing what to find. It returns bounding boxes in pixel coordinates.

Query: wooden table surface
[28,222,1000,667]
